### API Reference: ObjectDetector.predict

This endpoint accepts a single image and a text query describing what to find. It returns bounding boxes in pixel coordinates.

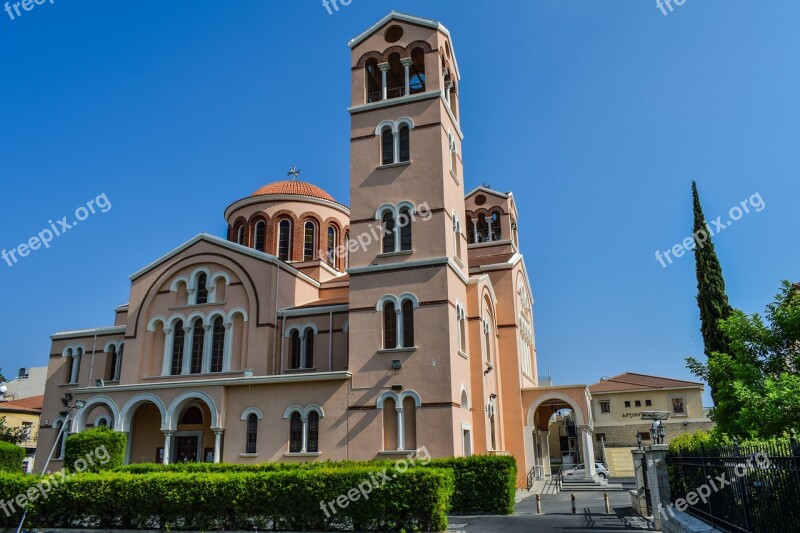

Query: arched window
[64,351,74,384]
[383,301,397,350]
[457,304,467,354]
[289,412,303,453]
[97,417,109,427]
[181,406,203,425]
[410,47,426,94]
[488,399,497,450]
[253,220,266,252]
[398,207,412,252]
[304,328,314,369]
[453,214,462,260]
[379,391,420,452]
[450,137,458,175]
[210,317,225,373]
[278,219,292,261]
[171,322,185,375]
[304,221,317,261]
[467,219,475,244]
[490,211,502,241]
[382,211,395,253]
[477,214,489,243]
[365,58,381,103]
[327,226,337,267]
[236,224,246,245]
[196,273,209,305]
[108,344,123,381]
[190,318,204,374]
[290,330,301,369]
[484,318,492,364]
[307,411,319,453]
[246,414,258,454]
[402,300,415,348]
[381,126,394,166]
[398,125,410,163]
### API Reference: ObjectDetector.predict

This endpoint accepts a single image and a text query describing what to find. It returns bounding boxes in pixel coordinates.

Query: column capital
[162,430,175,437]
[212,427,225,436]
[400,57,414,67]
[378,62,391,72]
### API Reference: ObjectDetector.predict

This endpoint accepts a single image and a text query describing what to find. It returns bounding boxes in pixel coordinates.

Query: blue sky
[1,1,798,404]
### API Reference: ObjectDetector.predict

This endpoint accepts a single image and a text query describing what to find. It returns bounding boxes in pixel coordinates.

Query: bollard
[536,494,542,514]
[604,492,611,514]
[571,493,576,514]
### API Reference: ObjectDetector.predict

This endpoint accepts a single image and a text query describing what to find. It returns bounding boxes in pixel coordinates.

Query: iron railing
[666,434,800,533]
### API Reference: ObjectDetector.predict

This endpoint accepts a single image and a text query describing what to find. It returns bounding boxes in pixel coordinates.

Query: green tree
[687,181,733,406]
[0,416,30,446]
[696,281,800,438]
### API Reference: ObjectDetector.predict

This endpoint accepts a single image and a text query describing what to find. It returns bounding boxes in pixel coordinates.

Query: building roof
[468,253,516,268]
[0,395,44,414]
[589,373,704,393]
[287,297,350,310]
[251,180,336,203]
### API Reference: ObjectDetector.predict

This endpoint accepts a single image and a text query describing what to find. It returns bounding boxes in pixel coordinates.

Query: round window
[475,195,486,206]
[385,25,404,43]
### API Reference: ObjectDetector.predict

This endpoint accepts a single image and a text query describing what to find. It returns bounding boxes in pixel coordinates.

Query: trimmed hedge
[0,441,25,473]
[427,455,517,515]
[116,454,518,515]
[0,474,38,527]
[64,427,126,472]
[22,467,453,532]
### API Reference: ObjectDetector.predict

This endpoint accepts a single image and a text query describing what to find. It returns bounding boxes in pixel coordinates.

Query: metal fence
[666,434,800,533]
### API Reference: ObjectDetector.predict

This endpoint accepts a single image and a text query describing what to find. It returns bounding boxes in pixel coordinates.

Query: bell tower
[345,13,472,458]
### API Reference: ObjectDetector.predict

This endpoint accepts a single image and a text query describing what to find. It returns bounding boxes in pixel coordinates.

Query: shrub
[26,467,453,531]
[0,473,39,527]
[427,455,517,515]
[64,427,126,473]
[0,441,25,473]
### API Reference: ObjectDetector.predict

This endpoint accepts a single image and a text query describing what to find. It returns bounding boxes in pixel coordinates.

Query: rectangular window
[600,401,611,413]
[672,397,686,415]
[645,400,652,407]
[635,400,642,407]
[624,401,631,408]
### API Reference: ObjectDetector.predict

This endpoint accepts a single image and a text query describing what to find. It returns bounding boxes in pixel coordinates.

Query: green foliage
[0,441,25,473]
[0,474,38,526]
[0,417,31,446]
[17,467,452,532]
[115,455,518,516]
[689,281,800,438]
[690,181,733,405]
[668,430,712,453]
[63,427,126,473]
[427,455,517,514]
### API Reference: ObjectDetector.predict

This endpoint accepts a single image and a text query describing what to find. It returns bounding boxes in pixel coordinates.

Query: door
[174,435,200,463]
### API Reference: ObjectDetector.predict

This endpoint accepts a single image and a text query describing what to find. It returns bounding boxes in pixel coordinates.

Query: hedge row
[116,455,517,515]
[3,467,452,532]
[63,427,127,473]
[0,441,25,474]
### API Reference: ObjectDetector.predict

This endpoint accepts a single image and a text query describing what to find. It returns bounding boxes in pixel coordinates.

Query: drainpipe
[88,333,98,387]
[328,311,333,372]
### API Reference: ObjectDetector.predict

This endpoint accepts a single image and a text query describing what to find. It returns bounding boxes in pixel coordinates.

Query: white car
[564,463,610,479]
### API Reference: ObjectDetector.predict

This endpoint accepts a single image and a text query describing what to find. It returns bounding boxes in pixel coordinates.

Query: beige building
[36,12,611,486]
[0,395,43,472]
[588,372,713,474]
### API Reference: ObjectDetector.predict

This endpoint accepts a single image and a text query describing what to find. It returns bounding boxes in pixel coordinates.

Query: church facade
[35,12,598,487]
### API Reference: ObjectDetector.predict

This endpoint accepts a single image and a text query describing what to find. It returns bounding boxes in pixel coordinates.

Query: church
[35,12,599,487]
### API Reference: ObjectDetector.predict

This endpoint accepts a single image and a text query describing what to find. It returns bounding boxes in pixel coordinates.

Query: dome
[251,180,336,203]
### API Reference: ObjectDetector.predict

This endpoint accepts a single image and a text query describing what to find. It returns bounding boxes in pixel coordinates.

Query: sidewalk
[447,484,654,532]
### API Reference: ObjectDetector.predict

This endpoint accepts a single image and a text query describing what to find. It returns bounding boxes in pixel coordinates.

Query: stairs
[604,447,636,478]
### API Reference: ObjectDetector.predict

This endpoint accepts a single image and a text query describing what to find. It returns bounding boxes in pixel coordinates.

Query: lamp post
[16,395,86,533]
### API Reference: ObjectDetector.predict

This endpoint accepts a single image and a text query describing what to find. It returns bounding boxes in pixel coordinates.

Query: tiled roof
[589,373,703,393]
[252,180,335,202]
[287,297,350,310]
[0,395,44,413]
[321,274,350,286]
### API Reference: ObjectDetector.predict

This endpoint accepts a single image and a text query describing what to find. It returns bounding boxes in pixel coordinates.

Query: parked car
[564,463,610,479]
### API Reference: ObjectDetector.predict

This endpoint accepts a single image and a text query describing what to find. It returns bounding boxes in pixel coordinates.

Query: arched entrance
[522,386,597,481]
[119,394,167,464]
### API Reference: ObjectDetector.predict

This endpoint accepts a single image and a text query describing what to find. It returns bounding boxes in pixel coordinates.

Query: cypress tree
[691,181,733,403]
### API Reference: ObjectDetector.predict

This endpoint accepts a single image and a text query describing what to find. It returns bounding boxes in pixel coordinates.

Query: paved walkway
[447,484,655,532]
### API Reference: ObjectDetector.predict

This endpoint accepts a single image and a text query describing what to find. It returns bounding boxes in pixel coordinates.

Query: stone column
[213,428,224,463]
[396,406,405,451]
[645,444,672,531]
[579,426,597,477]
[161,327,173,376]
[162,431,174,465]
[181,325,193,375]
[301,416,309,453]
[471,219,478,243]
[401,57,413,96]
[378,62,390,100]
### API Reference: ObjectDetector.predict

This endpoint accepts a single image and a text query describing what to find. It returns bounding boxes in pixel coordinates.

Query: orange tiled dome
[251,180,335,202]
